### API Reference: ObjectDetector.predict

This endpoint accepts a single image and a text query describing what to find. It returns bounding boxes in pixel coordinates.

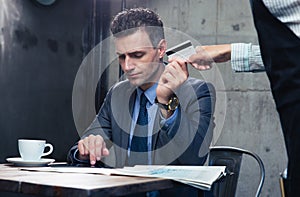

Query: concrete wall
[0,0,92,162]
[143,0,287,196]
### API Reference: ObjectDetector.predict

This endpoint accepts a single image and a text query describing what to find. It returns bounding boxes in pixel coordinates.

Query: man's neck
[139,62,165,91]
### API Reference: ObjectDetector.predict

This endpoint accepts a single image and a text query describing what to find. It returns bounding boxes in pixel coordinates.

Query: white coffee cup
[18,139,53,161]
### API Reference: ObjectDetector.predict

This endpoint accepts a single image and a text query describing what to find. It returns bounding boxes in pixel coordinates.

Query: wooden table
[0,163,189,197]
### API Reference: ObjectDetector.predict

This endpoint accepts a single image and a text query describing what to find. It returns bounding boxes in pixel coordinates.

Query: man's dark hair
[110,8,164,47]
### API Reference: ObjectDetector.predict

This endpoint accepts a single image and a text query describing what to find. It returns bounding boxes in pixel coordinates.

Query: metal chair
[205,146,265,197]
[279,168,288,197]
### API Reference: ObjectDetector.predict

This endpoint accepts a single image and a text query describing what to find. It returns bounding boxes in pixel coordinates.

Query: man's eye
[131,53,144,58]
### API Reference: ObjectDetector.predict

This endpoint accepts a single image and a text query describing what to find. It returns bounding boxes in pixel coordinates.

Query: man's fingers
[102,147,110,156]
[88,138,97,165]
[77,135,109,166]
[95,139,102,161]
[78,140,86,155]
[191,63,212,71]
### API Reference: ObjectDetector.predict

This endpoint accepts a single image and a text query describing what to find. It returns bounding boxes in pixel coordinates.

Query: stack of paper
[20,165,226,191]
[109,165,226,191]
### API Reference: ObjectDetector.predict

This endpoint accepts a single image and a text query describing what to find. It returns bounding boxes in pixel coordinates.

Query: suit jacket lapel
[115,88,137,167]
[151,107,161,162]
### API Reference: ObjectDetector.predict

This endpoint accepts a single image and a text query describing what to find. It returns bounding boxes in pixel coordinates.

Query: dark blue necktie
[127,93,148,166]
[136,93,148,126]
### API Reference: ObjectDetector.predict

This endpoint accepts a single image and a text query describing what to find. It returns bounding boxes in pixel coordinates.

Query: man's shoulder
[106,80,136,100]
[180,77,216,99]
[185,77,214,89]
[113,79,131,88]
[186,77,204,85]
[109,80,133,92]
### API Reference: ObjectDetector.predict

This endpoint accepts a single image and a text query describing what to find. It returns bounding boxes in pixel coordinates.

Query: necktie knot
[140,93,148,107]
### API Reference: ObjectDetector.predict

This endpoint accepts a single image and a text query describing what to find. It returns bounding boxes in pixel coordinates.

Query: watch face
[168,97,179,110]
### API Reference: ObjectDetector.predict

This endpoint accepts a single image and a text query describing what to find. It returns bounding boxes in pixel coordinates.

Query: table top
[0,163,181,197]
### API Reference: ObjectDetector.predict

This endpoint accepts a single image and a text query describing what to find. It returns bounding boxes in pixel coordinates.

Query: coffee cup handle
[42,143,53,157]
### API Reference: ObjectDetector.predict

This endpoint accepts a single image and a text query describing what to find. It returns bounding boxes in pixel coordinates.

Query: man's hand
[188,44,231,70]
[78,134,109,166]
[156,57,188,117]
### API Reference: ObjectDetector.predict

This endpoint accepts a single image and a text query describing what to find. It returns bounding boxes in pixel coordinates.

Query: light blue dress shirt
[128,83,178,165]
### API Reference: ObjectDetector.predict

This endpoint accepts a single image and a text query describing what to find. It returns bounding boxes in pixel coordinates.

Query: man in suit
[68,7,215,196]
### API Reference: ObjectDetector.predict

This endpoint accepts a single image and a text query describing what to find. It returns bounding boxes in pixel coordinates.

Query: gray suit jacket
[68,77,215,168]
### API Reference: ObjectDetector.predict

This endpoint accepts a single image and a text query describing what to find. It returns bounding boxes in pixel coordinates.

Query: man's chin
[128,79,141,87]
[129,80,150,88]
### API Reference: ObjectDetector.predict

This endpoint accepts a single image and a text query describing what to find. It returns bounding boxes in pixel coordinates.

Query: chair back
[205,146,265,197]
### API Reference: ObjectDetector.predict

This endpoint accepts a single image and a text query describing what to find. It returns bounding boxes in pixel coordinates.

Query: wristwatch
[155,96,180,111]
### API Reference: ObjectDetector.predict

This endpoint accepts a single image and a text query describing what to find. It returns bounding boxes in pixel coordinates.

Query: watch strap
[155,96,179,111]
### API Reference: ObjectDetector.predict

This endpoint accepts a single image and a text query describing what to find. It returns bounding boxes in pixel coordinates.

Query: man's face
[115,29,166,90]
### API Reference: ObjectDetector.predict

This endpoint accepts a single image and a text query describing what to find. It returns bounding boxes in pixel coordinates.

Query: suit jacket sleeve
[67,86,115,166]
[153,78,216,165]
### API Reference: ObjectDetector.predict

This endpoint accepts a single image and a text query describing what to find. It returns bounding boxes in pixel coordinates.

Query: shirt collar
[137,83,157,105]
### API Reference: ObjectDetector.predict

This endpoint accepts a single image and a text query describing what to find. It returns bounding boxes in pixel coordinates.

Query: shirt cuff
[231,43,265,72]
[231,43,251,72]
[159,108,178,127]
[249,45,265,72]
[73,148,90,165]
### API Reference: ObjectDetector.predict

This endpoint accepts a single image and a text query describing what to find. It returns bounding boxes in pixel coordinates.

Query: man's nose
[124,56,134,71]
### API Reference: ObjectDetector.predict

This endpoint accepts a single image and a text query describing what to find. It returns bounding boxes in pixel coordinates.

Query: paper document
[20,165,226,191]
[110,165,226,190]
[166,40,196,60]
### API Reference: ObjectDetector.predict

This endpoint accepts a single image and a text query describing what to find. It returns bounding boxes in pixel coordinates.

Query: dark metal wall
[0,0,147,196]
[0,0,105,163]
[0,0,147,195]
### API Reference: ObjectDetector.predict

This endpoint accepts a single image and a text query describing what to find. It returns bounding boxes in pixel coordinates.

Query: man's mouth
[127,73,140,78]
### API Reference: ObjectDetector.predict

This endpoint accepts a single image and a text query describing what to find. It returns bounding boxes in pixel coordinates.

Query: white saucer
[6,157,55,167]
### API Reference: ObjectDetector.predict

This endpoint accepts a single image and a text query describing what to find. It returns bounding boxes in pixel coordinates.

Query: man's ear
[157,39,167,59]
